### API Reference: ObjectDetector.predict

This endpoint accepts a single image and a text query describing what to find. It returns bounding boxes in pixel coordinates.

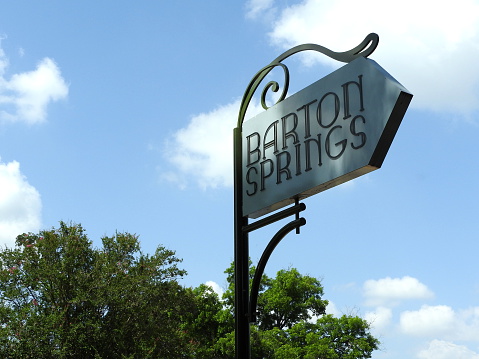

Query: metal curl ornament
[260,63,289,110]
[237,33,379,129]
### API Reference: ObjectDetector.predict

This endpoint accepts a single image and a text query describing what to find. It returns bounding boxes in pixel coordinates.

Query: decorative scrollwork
[237,33,379,129]
[259,63,289,111]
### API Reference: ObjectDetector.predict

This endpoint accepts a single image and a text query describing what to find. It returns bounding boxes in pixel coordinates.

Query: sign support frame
[233,33,380,359]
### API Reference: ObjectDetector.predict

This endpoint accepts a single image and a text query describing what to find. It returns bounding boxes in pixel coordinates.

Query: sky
[1,0,479,358]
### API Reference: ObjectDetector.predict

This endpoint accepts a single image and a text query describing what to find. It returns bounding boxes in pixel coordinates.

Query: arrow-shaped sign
[242,57,413,218]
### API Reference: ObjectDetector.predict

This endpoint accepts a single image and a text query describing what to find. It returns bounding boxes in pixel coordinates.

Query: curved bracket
[236,33,379,129]
[249,217,306,323]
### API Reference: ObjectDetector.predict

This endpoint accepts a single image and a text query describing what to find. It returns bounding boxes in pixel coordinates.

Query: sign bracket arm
[248,216,307,324]
[243,202,306,234]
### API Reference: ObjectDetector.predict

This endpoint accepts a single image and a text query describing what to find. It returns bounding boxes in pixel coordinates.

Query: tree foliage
[0,222,190,358]
[0,222,379,358]
[217,262,379,358]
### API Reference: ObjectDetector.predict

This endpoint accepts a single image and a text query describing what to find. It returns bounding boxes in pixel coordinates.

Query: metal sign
[242,57,412,218]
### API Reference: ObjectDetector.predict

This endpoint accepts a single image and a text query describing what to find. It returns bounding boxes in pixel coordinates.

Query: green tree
[0,222,190,359]
[256,268,328,331]
[257,316,380,359]
[0,223,379,358]
[210,262,379,359]
[181,284,232,358]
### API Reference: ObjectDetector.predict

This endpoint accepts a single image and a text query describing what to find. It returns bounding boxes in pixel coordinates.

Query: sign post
[233,33,412,358]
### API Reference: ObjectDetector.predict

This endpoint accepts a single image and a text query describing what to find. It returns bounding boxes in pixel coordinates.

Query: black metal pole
[233,127,250,359]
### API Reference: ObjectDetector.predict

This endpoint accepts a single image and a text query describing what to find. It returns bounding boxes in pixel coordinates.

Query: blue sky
[1,1,479,358]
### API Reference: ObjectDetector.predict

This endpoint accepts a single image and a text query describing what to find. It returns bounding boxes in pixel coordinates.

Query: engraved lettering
[260,159,274,191]
[281,112,299,150]
[304,134,322,171]
[297,99,317,139]
[262,121,279,159]
[342,75,364,119]
[317,92,340,128]
[276,151,292,184]
[325,125,347,160]
[246,132,261,166]
[350,115,367,149]
[246,167,258,196]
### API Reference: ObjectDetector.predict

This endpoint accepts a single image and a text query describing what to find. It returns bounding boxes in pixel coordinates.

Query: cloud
[205,281,224,298]
[400,305,455,337]
[325,301,340,316]
[363,276,434,307]
[364,306,392,331]
[163,99,264,189]
[259,0,479,117]
[417,340,479,359]
[0,41,68,124]
[0,159,42,247]
[400,305,479,341]
[166,0,479,190]
[0,43,7,75]
[306,301,339,324]
[163,101,238,189]
[245,0,275,20]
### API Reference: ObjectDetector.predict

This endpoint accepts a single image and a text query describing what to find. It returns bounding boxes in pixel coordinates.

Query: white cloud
[166,0,479,190]
[417,340,479,359]
[245,0,275,19]
[205,280,224,298]
[260,0,479,117]
[0,45,8,76]
[0,41,68,124]
[458,307,479,341]
[163,99,264,189]
[399,305,479,342]
[400,305,479,341]
[363,276,434,307]
[306,301,339,323]
[325,301,340,316]
[0,159,42,247]
[364,306,392,331]
[400,305,456,337]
